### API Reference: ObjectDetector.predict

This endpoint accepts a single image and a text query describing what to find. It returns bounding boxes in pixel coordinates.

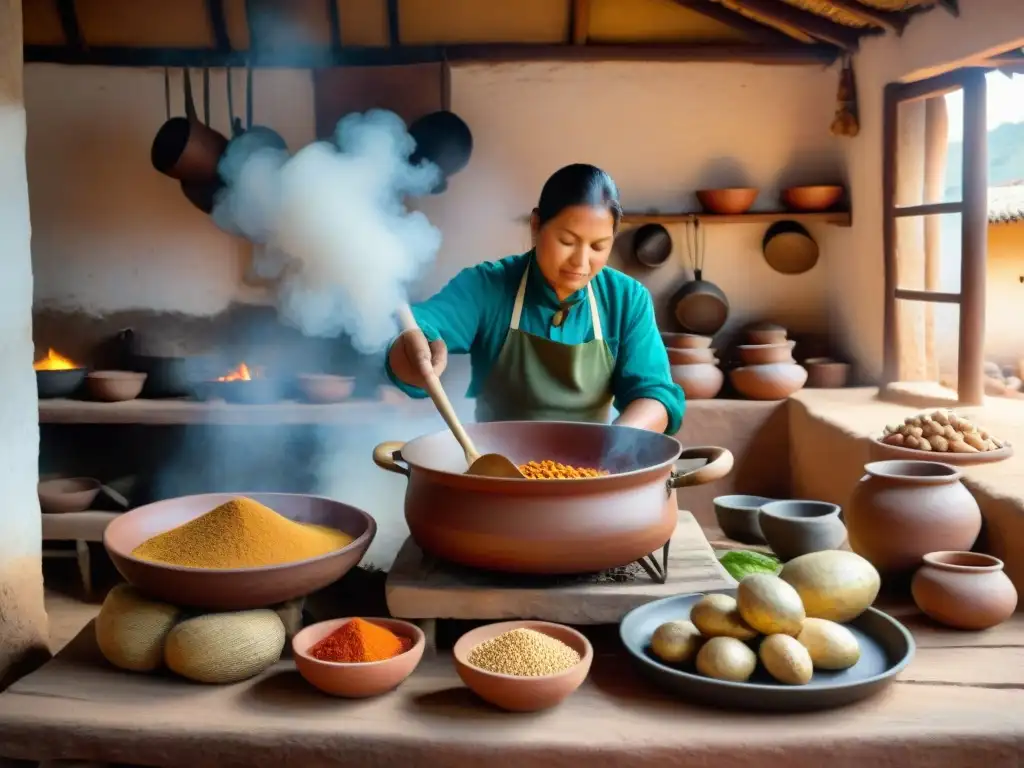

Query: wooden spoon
[397,306,525,479]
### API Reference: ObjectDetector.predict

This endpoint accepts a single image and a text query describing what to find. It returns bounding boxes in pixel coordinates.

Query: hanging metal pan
[671,218,729,335]
[632,223,672,268]
[762,220,819,275]
[409,58,472,194]
[180,68,225,214]
[151,68,229,183]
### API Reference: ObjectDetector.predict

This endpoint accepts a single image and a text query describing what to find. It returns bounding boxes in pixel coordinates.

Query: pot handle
[668,446,734,490]
[373,441,410,477]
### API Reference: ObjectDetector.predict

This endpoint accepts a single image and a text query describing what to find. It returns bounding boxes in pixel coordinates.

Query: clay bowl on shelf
[296,374,356,404]
[746,326,788,345]
[910,551,1018,631]
[696,188,759,215]
[737,341,796,366]
[668,347,717,365]
[757,500,848,562]
[661,332,712,350]
[86,370,148,402]
[38,477,102,514]
[620,590,915,712]
[803,357,851,388]
[712,494,775,545]
[453,620,593,712]
[36,368,87,399]
[103,492,377,610]
[730,363,808,400]
[292,618,425,698]
[671,364,724,400]
[781,185,844,212]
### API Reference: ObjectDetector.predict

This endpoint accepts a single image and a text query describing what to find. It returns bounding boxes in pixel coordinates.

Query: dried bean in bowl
[467,628,582,676]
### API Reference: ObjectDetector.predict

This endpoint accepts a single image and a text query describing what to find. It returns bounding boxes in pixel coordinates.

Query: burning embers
[215,362,258,382]
[34,348,81,372]
[34,349,87,398]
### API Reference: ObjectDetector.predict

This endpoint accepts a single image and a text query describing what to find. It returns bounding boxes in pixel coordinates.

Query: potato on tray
[646,551,881,686]
[880,409,1005,454]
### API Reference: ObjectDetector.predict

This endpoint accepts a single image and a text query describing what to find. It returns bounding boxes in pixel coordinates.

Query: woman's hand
[388,329,448,389]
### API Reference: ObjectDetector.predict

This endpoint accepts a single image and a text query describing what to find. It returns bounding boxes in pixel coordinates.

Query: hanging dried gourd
[830,55,860,138]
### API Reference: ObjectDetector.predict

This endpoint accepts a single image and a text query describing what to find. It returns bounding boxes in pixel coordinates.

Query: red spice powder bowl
[292,617,425,698]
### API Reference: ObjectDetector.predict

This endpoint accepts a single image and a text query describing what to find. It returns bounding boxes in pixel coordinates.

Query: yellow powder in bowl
[131,497,354,569]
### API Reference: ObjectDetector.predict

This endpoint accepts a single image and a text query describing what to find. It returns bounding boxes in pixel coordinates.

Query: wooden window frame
[881,67,988,405]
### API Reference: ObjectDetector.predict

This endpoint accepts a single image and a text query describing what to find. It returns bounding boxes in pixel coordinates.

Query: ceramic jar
[846,460,982,576]
[911,551,1018,630]
[758,500,848,562]
[729,363,807,400]
[671,364,723,400]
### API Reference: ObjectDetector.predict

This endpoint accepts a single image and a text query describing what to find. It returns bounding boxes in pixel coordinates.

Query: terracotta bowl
[103,492,376,610]
[453,620,593,712]
[671,364,724,400]
[661,332,712,350]
[296,374,356,403]
[746,328,788,345]
[86,370,148,402]
[292,618,425,697]
[730,363,808,400]
[668,347,717,365]
[803,357,851,388]
[696,188,759,215]
[781,185,844,212]
[38,477,102,514]
[737,341,796,366]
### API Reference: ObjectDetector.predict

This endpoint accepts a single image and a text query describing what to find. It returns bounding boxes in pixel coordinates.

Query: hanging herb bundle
[830,56,860,138]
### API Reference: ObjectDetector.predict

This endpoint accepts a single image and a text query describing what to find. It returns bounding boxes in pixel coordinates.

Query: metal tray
[619,589,914,712]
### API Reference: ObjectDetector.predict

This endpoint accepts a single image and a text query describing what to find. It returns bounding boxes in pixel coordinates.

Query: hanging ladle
[396,305,525,479]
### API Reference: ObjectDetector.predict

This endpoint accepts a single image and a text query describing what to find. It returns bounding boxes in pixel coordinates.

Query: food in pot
[759,633,813,685]
[308,618,412,663]
[736,574,806,636]
[690,593,758,640]
[881,409,1006,453]
[719,550,781,581]
[131,496,354,569]
[164,609,286,684]
[517,460,608,479]
[796,618,860,671]
[468,628,581,676]
[95,585,180,672]
[695,636,757,682]
[780,550,880,623]
[649,620,704,664]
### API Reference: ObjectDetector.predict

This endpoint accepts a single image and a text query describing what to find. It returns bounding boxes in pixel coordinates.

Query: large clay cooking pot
[373,421,733,574]
[845,460,982,576]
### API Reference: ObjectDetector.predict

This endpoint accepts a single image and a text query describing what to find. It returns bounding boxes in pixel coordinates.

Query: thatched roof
[989,183,1024,224]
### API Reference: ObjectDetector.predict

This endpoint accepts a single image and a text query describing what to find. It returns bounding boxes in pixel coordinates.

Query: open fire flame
[33,348,80,371]
[216,362,255,382]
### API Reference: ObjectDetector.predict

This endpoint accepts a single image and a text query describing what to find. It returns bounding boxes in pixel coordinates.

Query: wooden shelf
[621,210,852,227]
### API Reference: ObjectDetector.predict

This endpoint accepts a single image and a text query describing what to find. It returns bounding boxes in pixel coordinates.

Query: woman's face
[532,205,616,300]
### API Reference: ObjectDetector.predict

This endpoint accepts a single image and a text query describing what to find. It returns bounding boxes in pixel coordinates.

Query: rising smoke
[213,109,443,353]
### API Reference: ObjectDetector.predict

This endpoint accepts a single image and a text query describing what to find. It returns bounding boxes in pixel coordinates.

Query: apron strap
[510,265,604,342]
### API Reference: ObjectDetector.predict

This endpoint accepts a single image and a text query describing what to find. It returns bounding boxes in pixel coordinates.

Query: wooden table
[0,610,1020,767]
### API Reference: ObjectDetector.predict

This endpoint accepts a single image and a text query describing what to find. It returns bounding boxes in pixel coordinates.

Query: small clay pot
[713,494,774,544]
[668,347,717,365]
[730,363,808,400]
[846,461,982,577]
[38,477,102,514]
[911,551,1018,630]
[758,500,848,562]
[781,185,844,212]
[297,374,355,404]
[671,364,724,400]
[737,341,796,366]
[746,326,788,345]
[661,332,712,350]
[804,357,851,388]
[86,371,147,402]
[695,188,759,215]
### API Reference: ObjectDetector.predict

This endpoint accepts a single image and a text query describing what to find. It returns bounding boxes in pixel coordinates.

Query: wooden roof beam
[569,0,590,44]
[55,0,84,51]
[668,0,799,45]
[825,0,909,35]
[206,0,230,53]
[728,0,863,50]
[387,0,400,46]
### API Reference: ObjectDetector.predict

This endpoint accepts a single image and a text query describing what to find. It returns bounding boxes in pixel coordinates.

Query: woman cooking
[386,163,685,435]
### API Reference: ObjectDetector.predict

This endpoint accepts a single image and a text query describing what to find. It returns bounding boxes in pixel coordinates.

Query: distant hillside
[945,120,1024,198]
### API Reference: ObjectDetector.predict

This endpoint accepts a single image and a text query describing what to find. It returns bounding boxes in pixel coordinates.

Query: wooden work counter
[0,609,1021,767]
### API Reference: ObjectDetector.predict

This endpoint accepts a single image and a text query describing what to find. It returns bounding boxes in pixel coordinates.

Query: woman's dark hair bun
[534,164,622,229]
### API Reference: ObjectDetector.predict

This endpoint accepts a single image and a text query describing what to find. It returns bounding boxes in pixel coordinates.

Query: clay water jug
[911,551,1017,630]
[845,460,981,576]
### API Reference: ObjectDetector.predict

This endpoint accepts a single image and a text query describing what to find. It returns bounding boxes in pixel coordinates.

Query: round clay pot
[737,341,796,366]
[911,551,1018,630]
[671,364,724,400]
[729,363,807,400]
[846,461,982,577]
[804,357,851,388]
[86,370,147,402]
[758,500,848,562]
[667,347,717,365]
[661,332,712,350]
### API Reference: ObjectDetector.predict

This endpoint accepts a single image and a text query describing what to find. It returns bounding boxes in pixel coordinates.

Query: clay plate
[292,618,425,698]
[620,590,914,712]
[870,438,1013,465]
[103,492,376,610]
[453,620,593,712]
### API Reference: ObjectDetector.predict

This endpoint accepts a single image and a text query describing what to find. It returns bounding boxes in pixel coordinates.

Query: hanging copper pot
[151,68,229,183]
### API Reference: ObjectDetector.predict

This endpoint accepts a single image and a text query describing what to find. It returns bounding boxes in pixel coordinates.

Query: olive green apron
[475,265,616,423]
